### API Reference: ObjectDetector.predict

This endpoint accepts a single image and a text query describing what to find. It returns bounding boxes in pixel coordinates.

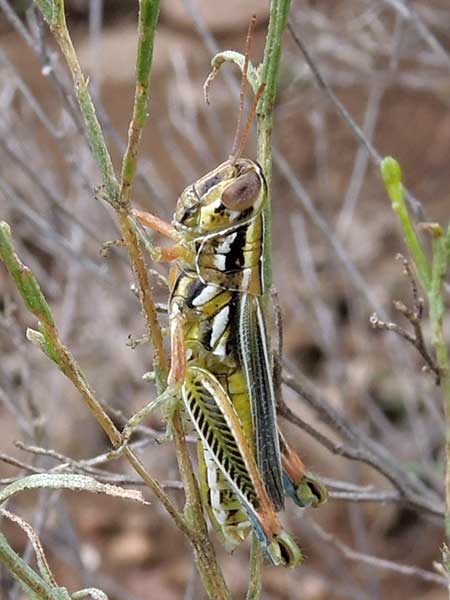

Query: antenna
[229,15,257,160]
[231,81,265,162]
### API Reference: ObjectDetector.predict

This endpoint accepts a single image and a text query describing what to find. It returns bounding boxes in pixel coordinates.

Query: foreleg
[112,311,187,454]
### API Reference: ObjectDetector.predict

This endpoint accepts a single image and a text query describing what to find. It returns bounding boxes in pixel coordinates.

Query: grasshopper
[122,25,327,567]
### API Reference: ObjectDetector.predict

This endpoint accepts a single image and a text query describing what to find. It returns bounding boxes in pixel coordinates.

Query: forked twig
[370,253,440,383]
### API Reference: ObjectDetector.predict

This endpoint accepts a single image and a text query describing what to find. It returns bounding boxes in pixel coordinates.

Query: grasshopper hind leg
[198,447,252,552]
[183,365,303,568]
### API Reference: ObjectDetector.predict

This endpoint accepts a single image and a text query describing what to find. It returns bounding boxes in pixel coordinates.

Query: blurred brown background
[1,1,450,598]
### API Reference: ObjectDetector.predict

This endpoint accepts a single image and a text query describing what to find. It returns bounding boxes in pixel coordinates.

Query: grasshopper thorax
[173,158,266,238]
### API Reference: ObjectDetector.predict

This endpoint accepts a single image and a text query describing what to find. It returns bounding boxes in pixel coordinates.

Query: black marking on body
[238,207,254,221]
[195,300,235,354]
[198,174,222,196]
[225,226,247,272]
[225,296,239,356]
[179,203,199,225]
[214,203,227,216]
[186,279,207,309]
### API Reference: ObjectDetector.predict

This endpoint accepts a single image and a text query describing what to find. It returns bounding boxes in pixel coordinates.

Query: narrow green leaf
[380,158,431,291]
[0,222,55,326]
[1,509,57,587]
[380,156,403,203]
[0,533,70,600]
[0,473,149,506]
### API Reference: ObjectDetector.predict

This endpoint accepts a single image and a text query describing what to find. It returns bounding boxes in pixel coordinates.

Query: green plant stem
[257,0,292,292]
[430,232,450,537]
[120,0,160,206]
[258,0,291,183]
[116,0,168,387]
[246,534,264,600]
[0,533,70,600]
[381,157,431,290]
[172,412,231,600]
[119,214,169,387]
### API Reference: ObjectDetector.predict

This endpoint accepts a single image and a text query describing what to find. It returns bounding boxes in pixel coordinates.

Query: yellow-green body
[164,157,327,566]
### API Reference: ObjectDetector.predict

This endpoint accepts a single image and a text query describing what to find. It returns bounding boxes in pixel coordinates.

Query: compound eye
[221,171,261,211]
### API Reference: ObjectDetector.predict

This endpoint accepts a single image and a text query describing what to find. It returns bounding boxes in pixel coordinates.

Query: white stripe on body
[191,283,221,307]
[210,306,230,349]
[213,254,227,271]
[216,232,237,254]
[205,449,227,525]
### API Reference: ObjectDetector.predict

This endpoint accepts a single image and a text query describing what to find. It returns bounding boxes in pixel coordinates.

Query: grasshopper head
[173,158,266,236]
